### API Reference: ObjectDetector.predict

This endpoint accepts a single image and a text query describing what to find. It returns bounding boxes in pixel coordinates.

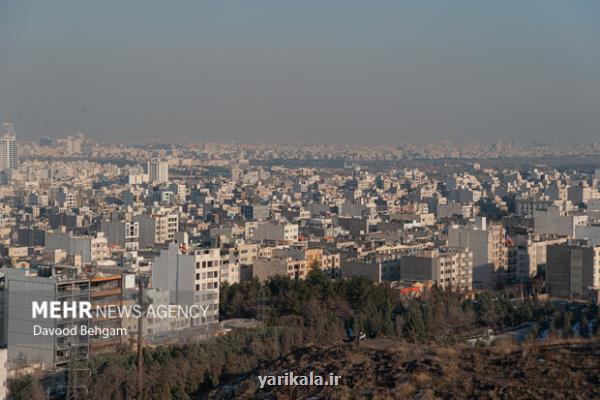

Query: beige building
[155,213,178,243]
[253,249,308,281]
[306,248,341,277]
[246,221,299,243]
[448,217,507,288]
[135,212,178,246]
[400,247,473,291]
[220,243,260,284]
[508,234,567,281]
[45,231,109,264]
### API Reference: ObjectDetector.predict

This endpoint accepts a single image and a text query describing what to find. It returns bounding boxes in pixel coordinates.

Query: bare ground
[209,338,600,400]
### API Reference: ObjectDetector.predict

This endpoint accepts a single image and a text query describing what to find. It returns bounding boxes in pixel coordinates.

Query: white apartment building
[152,243,220,328]
[45,231,109,264]
[101,220,139,250]
[0,123,17,172]
[147,159,169,183]
[448,217,507,288]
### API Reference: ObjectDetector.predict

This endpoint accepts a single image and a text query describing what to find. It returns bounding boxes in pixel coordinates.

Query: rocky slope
[209,338,600,400]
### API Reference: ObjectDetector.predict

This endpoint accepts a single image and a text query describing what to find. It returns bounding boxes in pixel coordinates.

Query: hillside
[209,338,600,400]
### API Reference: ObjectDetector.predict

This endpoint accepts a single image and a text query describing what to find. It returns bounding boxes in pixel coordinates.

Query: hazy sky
[1,1,599,144]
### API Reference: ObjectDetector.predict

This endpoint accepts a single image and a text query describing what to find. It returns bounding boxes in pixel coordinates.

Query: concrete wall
[547,245,596,299]
[253,259,288,281]
[400,256,436,282]
[341,260,382,282]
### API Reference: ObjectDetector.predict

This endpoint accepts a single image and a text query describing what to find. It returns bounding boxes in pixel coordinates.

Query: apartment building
[219,243,260,284]
[306,248,341,278]
[135,212,179,247]
[507,234,567,281]
[45,231,109,264]
[101,220,139,250]
[341,253,402,283]
[400,247,473,292]
[253,248,308,281]
[147,159,169,183]
[3,267,91,369]
[152,243,220,328]
[245,221,298,243]
[546,241,600,299]
[89,275,126,354]
[533,206,588,237]
[448,217,507,288]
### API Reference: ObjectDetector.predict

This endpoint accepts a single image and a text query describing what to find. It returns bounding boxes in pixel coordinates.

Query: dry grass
[395,382,417,397]
[210,338,600,400]
[412,371,432,386]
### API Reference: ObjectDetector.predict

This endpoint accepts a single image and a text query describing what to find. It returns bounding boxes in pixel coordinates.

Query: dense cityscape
[3,0,600,397]
[0,122,597,398]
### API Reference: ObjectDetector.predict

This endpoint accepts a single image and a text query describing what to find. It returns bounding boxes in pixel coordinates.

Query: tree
[474,292,495,326]
[9,375,45,400]
[403,301,426,342]
[561,312,573,338]
[579,316,590,338]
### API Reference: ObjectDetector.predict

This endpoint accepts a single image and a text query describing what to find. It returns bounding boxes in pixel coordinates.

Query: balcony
[90,287,122,298]
[57,287,90,299]
[56,338,89,351]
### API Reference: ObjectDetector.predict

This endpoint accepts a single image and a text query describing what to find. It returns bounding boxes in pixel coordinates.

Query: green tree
[579,316,590,338]
[9,375,45,400]
[403,301,426,342]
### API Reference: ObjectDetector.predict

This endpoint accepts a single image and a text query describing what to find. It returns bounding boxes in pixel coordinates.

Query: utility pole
[66,367,92,400]
[65,281,92,400]
[136,275,149,395]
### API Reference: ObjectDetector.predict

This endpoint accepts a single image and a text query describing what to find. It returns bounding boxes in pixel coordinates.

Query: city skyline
[5,120,600,147]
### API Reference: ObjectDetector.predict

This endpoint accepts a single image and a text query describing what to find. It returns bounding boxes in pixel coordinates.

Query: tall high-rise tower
[147,159,169,183]
[0,123,18,171]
